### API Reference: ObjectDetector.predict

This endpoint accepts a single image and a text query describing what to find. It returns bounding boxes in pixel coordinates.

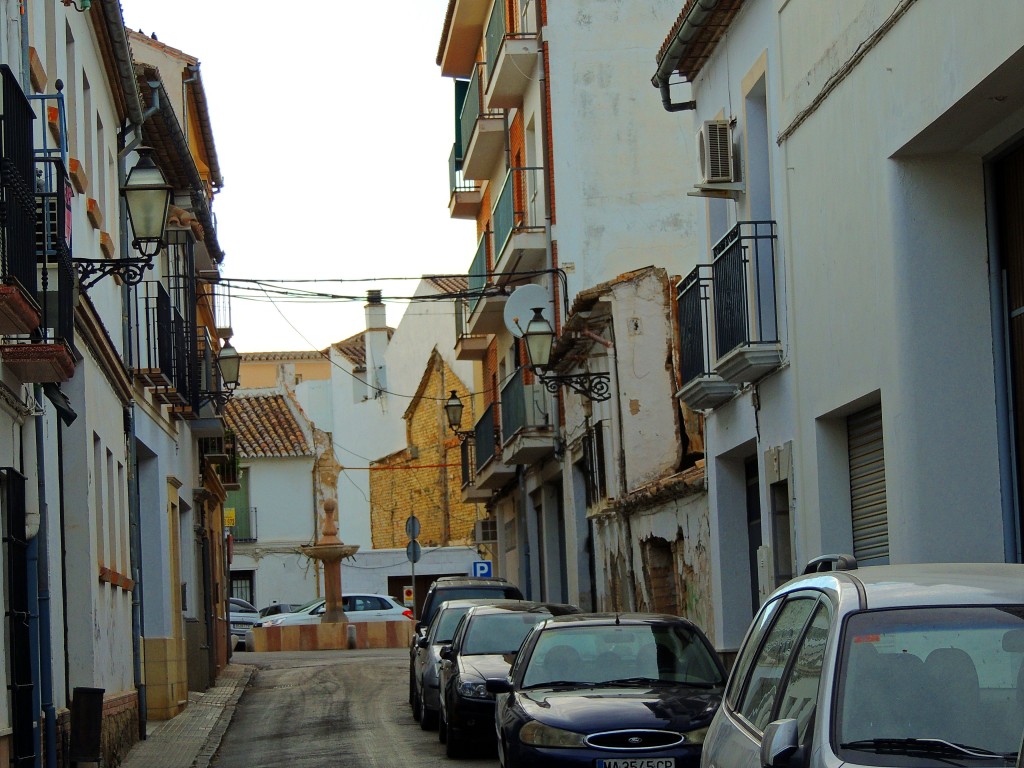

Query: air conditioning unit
[474,518,497,544]
[697,119,735,184]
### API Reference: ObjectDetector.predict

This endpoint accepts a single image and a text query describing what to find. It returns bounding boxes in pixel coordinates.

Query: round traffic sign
[406,540,422,564]
[405,515,421,540]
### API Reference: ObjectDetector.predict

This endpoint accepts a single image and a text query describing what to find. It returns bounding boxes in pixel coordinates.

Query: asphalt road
[212,649,496,768]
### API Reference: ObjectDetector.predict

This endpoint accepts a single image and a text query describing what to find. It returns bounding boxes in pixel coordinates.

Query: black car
[486,613,726,768]
[438,602,579,758]
[408,576,523,711]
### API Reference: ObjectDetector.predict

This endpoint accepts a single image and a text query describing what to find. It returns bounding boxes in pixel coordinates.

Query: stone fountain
[300,499,359,623]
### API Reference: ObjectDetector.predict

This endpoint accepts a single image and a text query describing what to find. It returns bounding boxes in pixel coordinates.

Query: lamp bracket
[196,390,235,409]
[537,371,611,402]
[75,255,155,289]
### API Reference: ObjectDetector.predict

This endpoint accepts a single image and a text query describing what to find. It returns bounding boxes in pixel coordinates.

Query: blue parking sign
[471,560,492,578]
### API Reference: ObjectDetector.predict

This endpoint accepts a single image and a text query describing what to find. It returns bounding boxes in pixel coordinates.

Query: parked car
[414,598,525,730]
[245,593,412,649]
[258,602,300,618]
[408,576,524,710]
[487,612,726,768]
[701,556,1024,768]
[228,597,259,651]
[438,601,580,758]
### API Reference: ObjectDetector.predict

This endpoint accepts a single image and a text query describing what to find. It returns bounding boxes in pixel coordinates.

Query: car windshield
[462,612,550,655]
[521,624,725,688]
[290,598,323,615]
[431,607,472,644]
[836,606,1024,762]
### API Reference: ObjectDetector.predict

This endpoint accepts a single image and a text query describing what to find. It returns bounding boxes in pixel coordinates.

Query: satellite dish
[504,284,552,337]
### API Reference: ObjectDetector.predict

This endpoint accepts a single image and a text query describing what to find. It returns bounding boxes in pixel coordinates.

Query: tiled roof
[424,275,468,295]
[241,350,329,362]
[332,328,395,367]
[655,0,746,83]
[224,394,311,458]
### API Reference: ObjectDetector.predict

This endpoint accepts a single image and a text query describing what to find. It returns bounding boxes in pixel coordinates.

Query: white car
[228,597,260,651]
[244,593,412,649]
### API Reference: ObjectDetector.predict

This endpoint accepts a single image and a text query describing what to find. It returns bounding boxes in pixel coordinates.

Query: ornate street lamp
[75,147,173,288]
[522,307,611,402]
[197,340,241,408]
[444,390,474,441]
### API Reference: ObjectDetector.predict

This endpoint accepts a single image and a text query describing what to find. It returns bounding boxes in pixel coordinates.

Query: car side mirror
[761,719,800,768]
[486,677,513,694]
[415,621,427,635]
[439,644,453,661]
[416,636,429,649]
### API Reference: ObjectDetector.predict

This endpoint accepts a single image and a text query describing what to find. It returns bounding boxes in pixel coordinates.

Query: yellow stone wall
[143,636,187,720]
[370,360,480,548]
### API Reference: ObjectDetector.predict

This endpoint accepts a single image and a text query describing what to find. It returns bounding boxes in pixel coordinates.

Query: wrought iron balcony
[454,296,488,361]
[711,220,782,383]
[492,167,545,277]
[484,0,539,110]
[500,367,553,464]
[459,62,504,180]
[448,143,483,220]
[459,439,491,502]
[675,265,737,410]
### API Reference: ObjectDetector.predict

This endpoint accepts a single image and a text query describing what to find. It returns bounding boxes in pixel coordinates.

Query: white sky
[120,1,476,353]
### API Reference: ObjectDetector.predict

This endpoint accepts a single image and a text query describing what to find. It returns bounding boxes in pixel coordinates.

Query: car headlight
[265,617,287,627]
[457,679,493,699]
[684,726,710,744]
[519,720,586,748]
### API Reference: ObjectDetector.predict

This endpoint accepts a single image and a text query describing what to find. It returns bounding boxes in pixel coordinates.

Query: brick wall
[370,359,479,549]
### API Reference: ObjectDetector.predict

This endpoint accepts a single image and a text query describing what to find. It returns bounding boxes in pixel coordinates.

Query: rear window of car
[424,586,522,622]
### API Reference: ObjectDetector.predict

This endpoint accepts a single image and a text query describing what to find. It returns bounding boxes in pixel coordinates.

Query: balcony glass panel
[711,221,778,359]
[473,402,499,471]
[467,234,488,315]
[484,0,506,81]
[492,167,543,264]
[459,65,482,159]
[500,367,528,437]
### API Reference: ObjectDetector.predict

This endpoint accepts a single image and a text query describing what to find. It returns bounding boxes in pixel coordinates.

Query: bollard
[347,624,357,649]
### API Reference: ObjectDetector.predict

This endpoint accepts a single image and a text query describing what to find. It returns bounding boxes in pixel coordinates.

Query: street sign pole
[405,515,421,617]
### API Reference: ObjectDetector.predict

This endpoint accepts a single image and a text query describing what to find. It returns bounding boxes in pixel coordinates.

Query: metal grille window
[848,404,888,564]
[582,421,607,506]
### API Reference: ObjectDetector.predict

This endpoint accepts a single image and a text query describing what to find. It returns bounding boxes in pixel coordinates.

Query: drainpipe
[33,387,56,768]
[651,0,723,112]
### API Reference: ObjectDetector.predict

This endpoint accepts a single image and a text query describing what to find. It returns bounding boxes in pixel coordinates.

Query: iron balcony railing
[473,401,500,471]
[467,232,489,315]
[492,166,543,267]
[449,143,480,198]
[676,265,715,386]
[500,367,549,439]
[231,507,256,543]
[711,221,779,359]
[0,65,38,301]
[33,157,75,351]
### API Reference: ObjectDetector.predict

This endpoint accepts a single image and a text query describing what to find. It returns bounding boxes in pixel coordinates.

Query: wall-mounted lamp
[76,147,173,288]
[197,340,241,408]
[444,390,475,442]
[523,307,611,402]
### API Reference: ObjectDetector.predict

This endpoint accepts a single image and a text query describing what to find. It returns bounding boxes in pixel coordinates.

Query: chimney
[364,290,388,399]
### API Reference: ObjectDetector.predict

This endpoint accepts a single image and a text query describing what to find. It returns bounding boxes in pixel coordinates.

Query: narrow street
[212,650,496,768]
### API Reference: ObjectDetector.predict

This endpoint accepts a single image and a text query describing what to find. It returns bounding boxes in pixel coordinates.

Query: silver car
[702,558,1024,768]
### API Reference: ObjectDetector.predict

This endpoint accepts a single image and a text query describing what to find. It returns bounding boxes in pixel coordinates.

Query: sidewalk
[120,664,254,768]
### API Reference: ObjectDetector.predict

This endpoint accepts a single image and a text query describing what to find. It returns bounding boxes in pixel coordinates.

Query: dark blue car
[486,613,726,768]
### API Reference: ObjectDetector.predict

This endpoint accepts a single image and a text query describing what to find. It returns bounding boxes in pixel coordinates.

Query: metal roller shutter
[848,405,889,563]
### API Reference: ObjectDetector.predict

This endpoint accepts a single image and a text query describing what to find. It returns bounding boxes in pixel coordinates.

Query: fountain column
[301,499,359,623]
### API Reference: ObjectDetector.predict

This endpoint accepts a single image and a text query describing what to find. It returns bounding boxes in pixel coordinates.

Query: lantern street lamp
[123,147,173,257]
[197,340,241,409]
[75,147,174,288]
[522,307,611,402]
[444,390,475,442]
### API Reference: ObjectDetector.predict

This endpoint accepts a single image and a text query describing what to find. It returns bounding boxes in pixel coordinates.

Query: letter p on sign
[472,560,493,578]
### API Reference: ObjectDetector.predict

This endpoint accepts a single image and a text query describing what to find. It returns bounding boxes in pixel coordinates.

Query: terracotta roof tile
[224,394,311,458]
[424,275,468,295]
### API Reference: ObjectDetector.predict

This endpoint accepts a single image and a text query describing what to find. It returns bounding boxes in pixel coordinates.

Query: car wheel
[408,666,416,709]
[419,687,437,730]
[411,682,422,722]
[438,706,447,744]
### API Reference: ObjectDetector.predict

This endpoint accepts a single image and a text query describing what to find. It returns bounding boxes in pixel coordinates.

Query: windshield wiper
[524,680,597,689]
[841,738,1012,761]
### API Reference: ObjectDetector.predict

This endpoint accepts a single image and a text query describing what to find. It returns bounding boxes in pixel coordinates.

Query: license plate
[596,760,675,768]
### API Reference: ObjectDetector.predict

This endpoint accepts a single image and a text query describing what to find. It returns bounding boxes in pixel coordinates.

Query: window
[737,597,816,731]
[726,597,782,709]
[774,603,830,742]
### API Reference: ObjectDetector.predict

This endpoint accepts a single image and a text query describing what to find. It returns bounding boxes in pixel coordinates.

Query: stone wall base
[250,620,413,652]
